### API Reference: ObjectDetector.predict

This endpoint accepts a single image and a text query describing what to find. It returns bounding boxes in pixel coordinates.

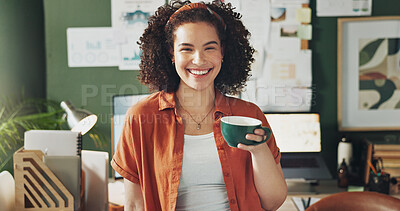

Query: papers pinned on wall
[242,85,313,112]
[67,27,120,67]
[240,0,313,112]
[242,51,314,112]
[111,0,164,70]
[249,50,313,112]
[66,0,164,70]
[296,7,311,23]
[239,0,271,79]
[316,0,372,17]
[263,50,312,87]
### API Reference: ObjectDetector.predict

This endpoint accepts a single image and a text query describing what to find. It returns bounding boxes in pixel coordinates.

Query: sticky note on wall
[297,24,312,40]
[296,7,311,23]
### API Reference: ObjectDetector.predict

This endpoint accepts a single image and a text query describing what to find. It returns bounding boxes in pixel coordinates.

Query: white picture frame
[337,16,400,131]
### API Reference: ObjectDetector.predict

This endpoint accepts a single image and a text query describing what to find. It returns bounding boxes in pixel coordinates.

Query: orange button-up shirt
[111,90,281,211]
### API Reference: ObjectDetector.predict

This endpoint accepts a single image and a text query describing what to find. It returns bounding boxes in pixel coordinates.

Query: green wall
[42,0,400,178]
[310,0,400,176]
[43,0,149,177]
[0,0,45,173]
[0,0,45,99]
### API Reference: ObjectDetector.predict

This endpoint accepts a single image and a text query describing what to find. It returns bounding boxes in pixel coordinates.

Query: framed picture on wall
[337,16,400,131]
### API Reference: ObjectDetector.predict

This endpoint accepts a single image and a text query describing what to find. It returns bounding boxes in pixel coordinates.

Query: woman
[111,1,287,210]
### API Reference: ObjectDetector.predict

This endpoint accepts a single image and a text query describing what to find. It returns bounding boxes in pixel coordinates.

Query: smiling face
[172,22,223,91]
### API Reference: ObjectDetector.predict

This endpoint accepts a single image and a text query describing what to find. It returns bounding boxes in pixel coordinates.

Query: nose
[192,51,206,65]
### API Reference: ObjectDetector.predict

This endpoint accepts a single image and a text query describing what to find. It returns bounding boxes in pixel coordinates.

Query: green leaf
[0,96,107,172]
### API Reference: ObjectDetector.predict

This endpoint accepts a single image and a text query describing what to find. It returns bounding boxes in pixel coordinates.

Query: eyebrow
[178,41,219,47]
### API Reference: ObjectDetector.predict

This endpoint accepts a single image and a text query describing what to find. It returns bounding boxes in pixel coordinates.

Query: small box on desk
[369,173,391,194]
[13,147,81,210]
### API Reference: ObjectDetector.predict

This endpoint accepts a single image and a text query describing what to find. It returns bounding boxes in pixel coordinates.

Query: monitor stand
[286,179,319,194]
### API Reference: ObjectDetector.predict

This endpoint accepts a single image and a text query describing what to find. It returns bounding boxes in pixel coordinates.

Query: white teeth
[189,69,210,75]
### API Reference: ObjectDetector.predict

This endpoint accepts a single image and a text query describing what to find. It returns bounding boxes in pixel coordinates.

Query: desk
[278,180,344,211]
[278,180,400,211]
[109,179,400,211]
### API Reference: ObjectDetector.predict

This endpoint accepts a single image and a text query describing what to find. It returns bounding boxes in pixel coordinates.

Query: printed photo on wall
[338,16,400,131]
[358,38,400,111]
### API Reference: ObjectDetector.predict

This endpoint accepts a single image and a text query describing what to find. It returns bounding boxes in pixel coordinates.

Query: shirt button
[218,146,224,150]
[224,172,230,177]
[230,199,236,204]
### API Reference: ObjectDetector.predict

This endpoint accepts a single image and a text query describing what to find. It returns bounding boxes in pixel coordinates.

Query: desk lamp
[60,101,97,135]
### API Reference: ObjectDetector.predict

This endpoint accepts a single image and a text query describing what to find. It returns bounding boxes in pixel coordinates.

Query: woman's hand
[237,128,269,154]
[237,128,288,210]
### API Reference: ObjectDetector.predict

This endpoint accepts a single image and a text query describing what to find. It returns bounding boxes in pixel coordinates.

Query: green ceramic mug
[220,116,272,147]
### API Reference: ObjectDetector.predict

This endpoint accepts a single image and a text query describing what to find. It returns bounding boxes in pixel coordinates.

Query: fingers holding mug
[245,129,266,143]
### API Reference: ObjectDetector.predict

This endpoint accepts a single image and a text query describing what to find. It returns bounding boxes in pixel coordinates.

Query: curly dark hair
[138,0,254,95]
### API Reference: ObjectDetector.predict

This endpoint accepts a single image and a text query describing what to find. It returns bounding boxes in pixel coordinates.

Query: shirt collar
[158,89,232,119]
[158,91,175,110]
[213,90,232,119]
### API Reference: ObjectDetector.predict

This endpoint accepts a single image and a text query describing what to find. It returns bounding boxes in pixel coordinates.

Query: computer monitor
[265,113,331,180]
[111,94,149,179]
[265,113,321,153]
[265,113,332,193]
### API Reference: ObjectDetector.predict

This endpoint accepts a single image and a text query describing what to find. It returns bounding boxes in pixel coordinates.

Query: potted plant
[0,96,106,172]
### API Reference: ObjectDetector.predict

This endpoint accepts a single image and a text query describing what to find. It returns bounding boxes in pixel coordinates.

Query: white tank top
[176,133,230,211]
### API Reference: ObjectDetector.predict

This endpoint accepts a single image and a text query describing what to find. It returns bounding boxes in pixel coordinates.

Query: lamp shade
[60,101,97,135]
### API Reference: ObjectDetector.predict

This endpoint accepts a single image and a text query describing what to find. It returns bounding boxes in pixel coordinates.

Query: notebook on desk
[265,113,332,181]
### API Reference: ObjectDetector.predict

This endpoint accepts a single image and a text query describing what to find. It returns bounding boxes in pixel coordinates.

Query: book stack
[372,140,400,183]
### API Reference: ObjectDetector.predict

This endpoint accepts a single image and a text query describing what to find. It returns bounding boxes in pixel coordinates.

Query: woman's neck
[175,84,215,114]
